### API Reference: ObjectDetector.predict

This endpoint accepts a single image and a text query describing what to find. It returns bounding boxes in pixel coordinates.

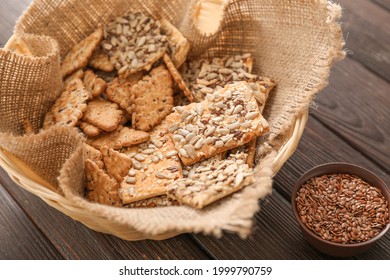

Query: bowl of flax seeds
[291,162,390,257]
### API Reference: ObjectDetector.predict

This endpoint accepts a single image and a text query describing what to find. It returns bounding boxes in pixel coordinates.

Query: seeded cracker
[88,47,115,72]
[100,146,132,183]
[166,82,269,166]
[101,13,168,75]
[163,53,194,102]
[60,28,103,78]
[160,19,190,68]
[51,78,89,127]
[124,195,180,208]
[79,121,102,137]
[84,143,104,169]
[83,70,107,99]
[131,65,174,131]
[167,152,255,209]
[82,99,123,132]
[85,159,122,207]
[87,126,150,150]
[119,122,182,204]
[64,69,84,86]
[106,78,133,115]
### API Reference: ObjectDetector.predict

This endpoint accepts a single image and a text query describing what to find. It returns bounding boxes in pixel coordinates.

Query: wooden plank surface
[372,0,390,11]
[0,183,62,259]
[0,169,210,260]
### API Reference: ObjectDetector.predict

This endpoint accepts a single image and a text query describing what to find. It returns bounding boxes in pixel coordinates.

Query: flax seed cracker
[82,98,123,132]
[131,65,174,131]
[119,123,182,204]
[85,159,122,207]
[100,146,132,183]
[106,78,133,115]
[163,53,193,102]
[51,78,89,127]
[166,82,269,166]
[83,70,107,99]
[87,126,150,150]
[84,143,104,169]
[60,28,103,78]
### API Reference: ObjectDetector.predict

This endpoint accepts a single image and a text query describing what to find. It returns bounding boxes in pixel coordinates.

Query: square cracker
[119,122,182,204]
[85,159,122,207]
[61,28,103,78]
[131,65,174,131]
[166,81,269,166]
[82,98,123,132]
[51,78,89,127]
[87,126,150,150]
[167,152,254,209]
[100,146,132,183]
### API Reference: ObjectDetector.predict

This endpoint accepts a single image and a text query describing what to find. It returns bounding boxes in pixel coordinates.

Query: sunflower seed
[204,126,216,137]
[133,160,142,170]
[184,144,196,159]
[126,176,136,184]
[245,111,259,120]
[134,154,145,162]
[194,138,204,150]
[185,132,196,142]
[179,148,189,158]
[215,140,224,148]
[128,169,136,176]
[165,150,178,158]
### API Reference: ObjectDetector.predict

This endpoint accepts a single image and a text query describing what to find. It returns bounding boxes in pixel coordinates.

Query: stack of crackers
[41,12,276,209]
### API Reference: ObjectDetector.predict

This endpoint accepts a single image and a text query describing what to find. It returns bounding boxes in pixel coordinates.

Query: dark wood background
[0,0,389,259]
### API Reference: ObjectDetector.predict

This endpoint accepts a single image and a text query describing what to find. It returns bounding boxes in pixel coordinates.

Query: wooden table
[0,0,389,260]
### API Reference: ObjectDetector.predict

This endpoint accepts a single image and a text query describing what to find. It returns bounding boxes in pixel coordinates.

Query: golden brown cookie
[131,65,174,131]
[82,99,123,132]
[51,78,89,127]
[87,126,150,150]
[85,159,122,207]
[60,28,103,78]
[100,146,132,183]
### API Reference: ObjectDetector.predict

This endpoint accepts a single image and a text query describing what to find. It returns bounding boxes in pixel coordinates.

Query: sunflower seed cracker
[165,82,269,166]
[61,28,103,78]
[124,195,180,208]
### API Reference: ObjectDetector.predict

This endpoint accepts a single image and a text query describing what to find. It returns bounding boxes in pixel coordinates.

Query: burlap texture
[0,0,345,238]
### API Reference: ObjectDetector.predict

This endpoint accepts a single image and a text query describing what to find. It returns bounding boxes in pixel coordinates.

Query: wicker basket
[0,0,343,240]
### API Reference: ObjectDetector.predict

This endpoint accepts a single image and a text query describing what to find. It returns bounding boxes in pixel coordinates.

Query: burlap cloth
[0,0,345,238]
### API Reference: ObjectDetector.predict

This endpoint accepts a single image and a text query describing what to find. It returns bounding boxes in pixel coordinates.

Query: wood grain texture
[311,57,390,173]
[372,0,390,11]
[0,183,62,260]
[0,168,210,260]
[338,0,390,81]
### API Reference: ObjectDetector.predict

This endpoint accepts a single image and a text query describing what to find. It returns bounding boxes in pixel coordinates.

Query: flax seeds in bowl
[291,163,390,257]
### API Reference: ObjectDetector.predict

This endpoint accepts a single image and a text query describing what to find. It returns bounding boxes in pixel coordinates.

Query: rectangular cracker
[165,81,269,166]
[131,65,174,131]
[167,152,254,209]
[119,123,183,204]
[87,126,150,150]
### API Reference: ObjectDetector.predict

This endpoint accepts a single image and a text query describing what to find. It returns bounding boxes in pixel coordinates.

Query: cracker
[51,78,89,127]
[82,98,123,132]
[22,118,34,134]
[88,47,115,72]
[189,54,275,102]
[160,19,190,68]
[166,82,270,166]
[167,152,254,209]
[106,78,133,115]
[119,123,182,204]
[124,195,180,208]
[100,146,132,183]
[87,126,150,150]
[131,65,174,131]
[84,143,104,169]
[163,53,194,102]
[79,121,102,137]
[101,13,168,75]
[60,28,103,78]
[85,159,122,207]
[64,69,84,86]
[83,70,107,99]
